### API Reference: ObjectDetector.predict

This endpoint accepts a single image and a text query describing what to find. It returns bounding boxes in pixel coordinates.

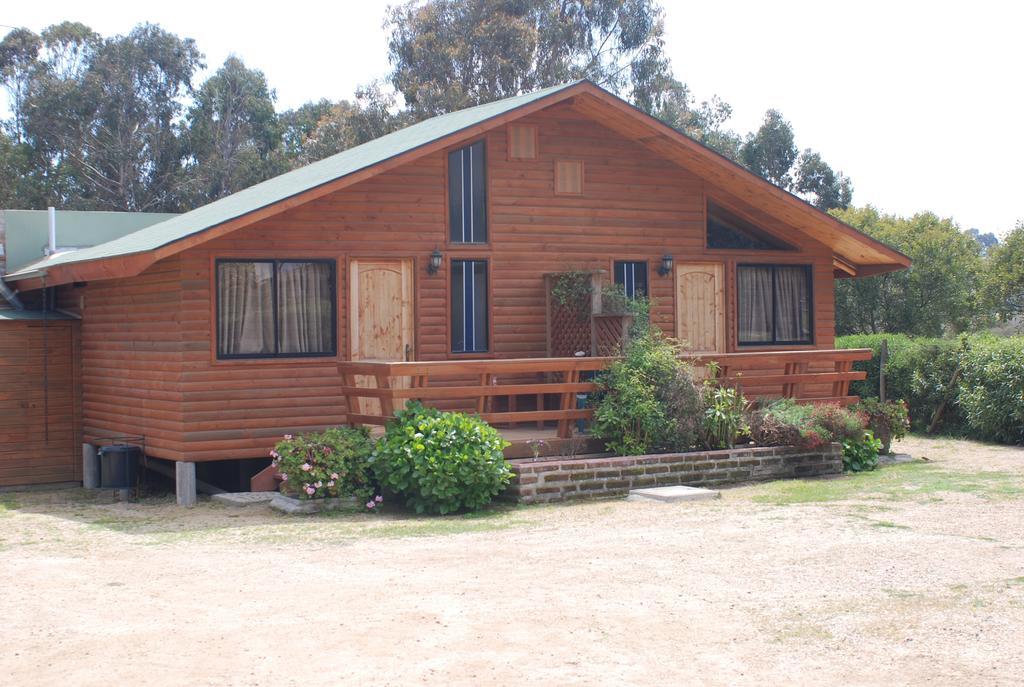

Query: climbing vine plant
[550,271,593,322]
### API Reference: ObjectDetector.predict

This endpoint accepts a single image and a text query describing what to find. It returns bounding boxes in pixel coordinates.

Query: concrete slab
[212,492,278,507]
[627,485,721,503]
[878,453,917,466]
[269,493,360,515]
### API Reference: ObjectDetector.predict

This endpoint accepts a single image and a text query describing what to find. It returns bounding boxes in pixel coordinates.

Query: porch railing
[339,357,613,438]
[338,348,871,438]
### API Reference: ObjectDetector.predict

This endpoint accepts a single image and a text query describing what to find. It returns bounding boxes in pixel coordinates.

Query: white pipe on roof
[47,207,57,256]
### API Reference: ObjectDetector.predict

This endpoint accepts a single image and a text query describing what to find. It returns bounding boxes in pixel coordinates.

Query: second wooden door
[675,263,725,354]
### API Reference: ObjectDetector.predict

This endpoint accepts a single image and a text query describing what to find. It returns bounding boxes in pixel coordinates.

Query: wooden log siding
[62,103,844,462]
[0,320,81,486]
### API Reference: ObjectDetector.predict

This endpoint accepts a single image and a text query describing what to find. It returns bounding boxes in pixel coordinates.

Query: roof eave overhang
[10,80,911,288]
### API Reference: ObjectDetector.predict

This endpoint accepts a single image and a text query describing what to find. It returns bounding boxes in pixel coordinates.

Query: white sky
[3,0,1021,234]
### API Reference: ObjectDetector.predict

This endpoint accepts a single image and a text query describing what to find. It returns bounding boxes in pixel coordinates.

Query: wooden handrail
[337,349,874,436]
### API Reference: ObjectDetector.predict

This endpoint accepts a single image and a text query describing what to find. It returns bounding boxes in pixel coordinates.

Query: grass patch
[750,463,1024,506]
[871,520,910,530]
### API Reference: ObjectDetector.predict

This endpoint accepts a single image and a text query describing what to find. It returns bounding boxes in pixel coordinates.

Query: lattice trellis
[545,271,632,358]
[592,313,634,356]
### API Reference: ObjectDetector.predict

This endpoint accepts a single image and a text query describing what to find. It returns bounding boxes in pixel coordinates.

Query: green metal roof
[5,81,582,279]
[2,210,177,272]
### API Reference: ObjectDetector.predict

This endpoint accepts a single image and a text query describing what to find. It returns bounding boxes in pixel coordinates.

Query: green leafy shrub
[271,427,377,505]
[370,402,512,515]
[600,283,653,338]
[842,431,883,472]
[809,403,868,444]
[957,336,1024,444]
[837,333,964,432]
[591,333,702,455]
[839,333,1024,443]
[749,399,866,450]
[855,399,910,453]
[700,369,750,450]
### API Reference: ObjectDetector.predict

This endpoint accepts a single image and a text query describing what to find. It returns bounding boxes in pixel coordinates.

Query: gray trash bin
[98,444,141,489]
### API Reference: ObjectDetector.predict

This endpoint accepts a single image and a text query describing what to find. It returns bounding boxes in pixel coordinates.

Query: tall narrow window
[614,261,649,299]
[448,140,487,243]
[737,264,812,345]
[217,259,336,358]
[451,259,489,353]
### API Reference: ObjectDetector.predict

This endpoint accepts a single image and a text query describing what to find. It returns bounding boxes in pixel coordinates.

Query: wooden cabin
[0,80,909,492]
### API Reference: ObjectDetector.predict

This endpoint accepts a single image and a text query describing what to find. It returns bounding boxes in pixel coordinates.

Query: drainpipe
[47,206,57,256]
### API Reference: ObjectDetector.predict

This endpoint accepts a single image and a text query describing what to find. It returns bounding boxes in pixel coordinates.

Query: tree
[832,206,985,336]
[740,109,798,187]
[282,82,409,166]
[652,79,742,160]
[794,149,852,210]
[182,56,283,204]
[0,27,43,143]
[385,0,675,118]
[279,99,335,161]
[966,227,999,255]
[982,222,1024,322]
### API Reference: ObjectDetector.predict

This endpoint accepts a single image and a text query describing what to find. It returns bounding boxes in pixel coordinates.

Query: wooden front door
[349,259,414,415]
[675,263,725,354]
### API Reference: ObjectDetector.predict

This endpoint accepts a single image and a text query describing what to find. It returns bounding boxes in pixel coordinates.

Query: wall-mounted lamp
[427,248,443,275]
[658,254,674,276]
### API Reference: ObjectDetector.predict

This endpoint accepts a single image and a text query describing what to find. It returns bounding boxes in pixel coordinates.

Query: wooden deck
[337,349,872,446]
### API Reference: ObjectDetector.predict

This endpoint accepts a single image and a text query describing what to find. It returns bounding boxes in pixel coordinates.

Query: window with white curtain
[216,259,336,358]
[737,264,812,345]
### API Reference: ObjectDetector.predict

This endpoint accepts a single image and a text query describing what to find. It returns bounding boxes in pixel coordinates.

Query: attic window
[706,202,794,251]
[555,160,584,195]
[507,124,537,160]
[448,140,488,243]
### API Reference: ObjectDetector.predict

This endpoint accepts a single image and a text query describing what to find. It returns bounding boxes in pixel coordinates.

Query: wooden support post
[82,443,99,489]
[557,369,580,439]
[476,373,489,415]
[175,461,197,507]
[833,360,853,398]
[375,374,394,419]
[340,371,357,425]
[879,338,888,403]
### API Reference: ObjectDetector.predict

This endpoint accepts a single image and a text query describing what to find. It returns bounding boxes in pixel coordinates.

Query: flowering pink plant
[271,427,377,506]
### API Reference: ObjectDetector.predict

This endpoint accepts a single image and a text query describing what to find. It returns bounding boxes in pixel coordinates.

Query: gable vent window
[448,140,488,243]
[508,124,537,160]
[451,259,489,353]
[706,202,794,251]
[555,159,584,195]
[614,260,648,299]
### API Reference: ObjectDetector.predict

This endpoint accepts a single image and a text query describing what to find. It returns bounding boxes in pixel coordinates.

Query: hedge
[836,334,1024,443]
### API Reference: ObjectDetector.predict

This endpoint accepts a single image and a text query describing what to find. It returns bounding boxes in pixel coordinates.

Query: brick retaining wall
[506,444,843,504]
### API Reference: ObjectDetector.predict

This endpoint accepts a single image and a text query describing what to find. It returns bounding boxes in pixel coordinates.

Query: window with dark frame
[448,140,488,243]
[614,260,648,299]
[737,264,813,346]
[451,259,489,353]
[216,259,336,359]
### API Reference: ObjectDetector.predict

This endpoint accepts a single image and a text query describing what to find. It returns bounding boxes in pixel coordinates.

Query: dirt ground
[2,436,1023,687]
